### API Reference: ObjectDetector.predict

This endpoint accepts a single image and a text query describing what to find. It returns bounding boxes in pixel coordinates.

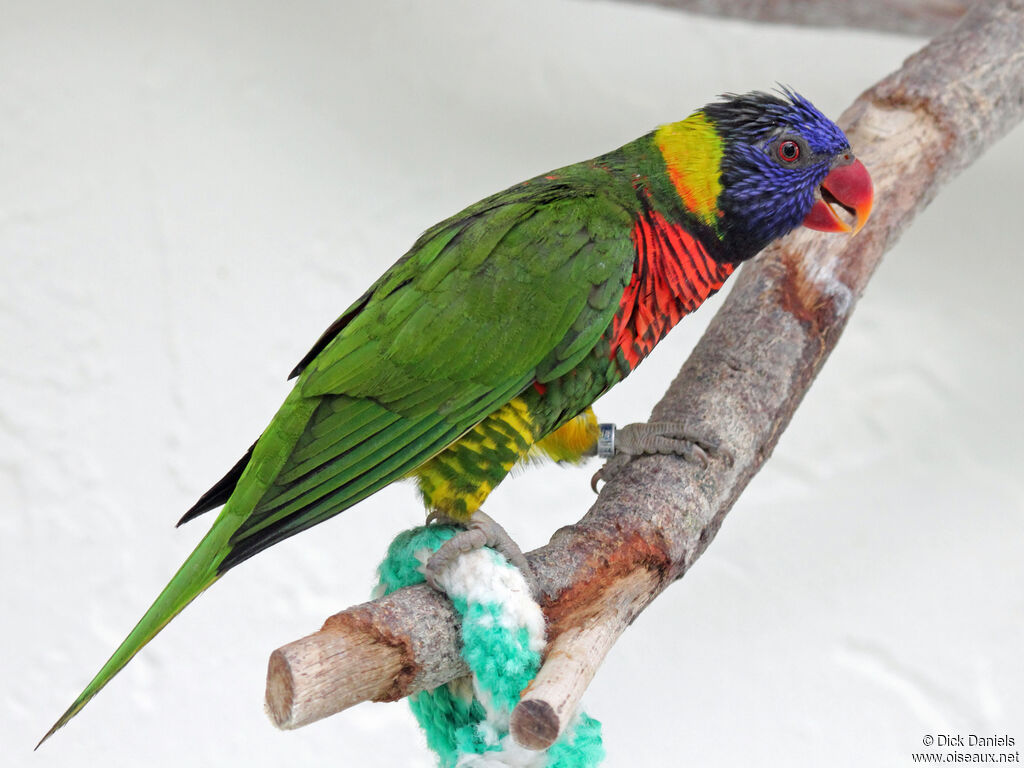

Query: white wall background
[3,1,1021,766]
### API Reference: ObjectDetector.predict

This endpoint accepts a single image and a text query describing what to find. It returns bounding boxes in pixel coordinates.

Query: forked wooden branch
[265,0,1024,749]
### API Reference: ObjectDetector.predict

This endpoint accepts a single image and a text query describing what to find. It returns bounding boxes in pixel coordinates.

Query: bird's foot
[591,421,732,491]
[424,510,535,595]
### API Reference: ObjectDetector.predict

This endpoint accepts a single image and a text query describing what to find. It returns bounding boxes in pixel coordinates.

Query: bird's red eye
[778,140,800,163]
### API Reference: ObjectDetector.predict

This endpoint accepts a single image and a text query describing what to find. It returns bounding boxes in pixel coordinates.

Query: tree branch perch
[265,0,1024,750]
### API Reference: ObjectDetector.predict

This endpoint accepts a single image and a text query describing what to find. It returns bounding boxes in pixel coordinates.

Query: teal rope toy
[375,526,604,768]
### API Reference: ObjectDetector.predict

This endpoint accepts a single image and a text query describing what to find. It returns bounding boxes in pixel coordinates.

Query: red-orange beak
[802,157,874,235]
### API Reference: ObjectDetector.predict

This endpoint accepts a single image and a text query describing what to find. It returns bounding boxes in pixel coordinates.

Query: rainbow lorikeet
[40,88,872,745]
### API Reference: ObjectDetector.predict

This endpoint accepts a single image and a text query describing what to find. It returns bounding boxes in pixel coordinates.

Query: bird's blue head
[701,88,873,262]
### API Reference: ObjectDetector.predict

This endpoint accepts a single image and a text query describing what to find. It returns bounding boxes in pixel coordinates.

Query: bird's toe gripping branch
[377,526,605,766]
[424,510,535,595]
[590,421,733,491]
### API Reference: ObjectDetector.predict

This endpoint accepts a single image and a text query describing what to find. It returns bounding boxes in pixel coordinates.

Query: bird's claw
[425,509,451,527]
[590,454,632,492]
[424,510,536,596]
[591,421,732,492]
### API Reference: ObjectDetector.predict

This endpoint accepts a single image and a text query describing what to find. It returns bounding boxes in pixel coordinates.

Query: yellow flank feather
[415,397,538,520]
[531,407,599,463]
[497,397,536,445]
[655,113,724,230]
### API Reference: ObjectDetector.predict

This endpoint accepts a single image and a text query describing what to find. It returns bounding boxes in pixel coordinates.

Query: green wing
[223,182,637,567]
[40,175,637,744]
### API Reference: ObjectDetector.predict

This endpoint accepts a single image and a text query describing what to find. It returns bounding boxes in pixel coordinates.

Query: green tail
[36,521,230,748]
[38,387,319,748]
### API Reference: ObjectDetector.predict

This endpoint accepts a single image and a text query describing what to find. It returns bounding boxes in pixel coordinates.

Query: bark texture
[266,0,1024,747]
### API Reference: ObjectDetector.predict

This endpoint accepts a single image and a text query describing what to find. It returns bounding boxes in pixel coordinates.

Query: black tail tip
[35,725,58,751]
